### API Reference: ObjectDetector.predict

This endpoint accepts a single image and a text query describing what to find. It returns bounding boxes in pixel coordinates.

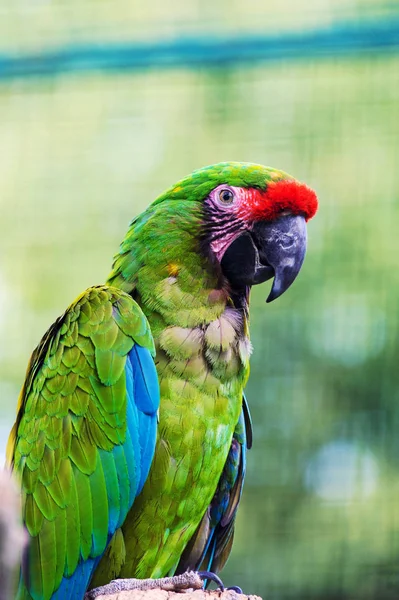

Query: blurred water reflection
[1,3,399,599]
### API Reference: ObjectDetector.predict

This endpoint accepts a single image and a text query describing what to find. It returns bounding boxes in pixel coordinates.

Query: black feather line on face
[199,199,250,312]
[200,200,245,255]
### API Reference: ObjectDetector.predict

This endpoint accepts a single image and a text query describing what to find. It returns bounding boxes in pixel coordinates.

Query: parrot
[6,162,318,600]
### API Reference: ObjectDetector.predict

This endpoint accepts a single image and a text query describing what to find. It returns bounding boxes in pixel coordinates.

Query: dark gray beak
[252,214,307,302]
[220,214,307,302]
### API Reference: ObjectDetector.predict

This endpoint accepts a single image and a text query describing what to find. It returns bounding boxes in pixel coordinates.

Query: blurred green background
[1,1,399,599]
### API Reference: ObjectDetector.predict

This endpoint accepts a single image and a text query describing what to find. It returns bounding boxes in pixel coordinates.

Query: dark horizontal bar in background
[0,19,399,80]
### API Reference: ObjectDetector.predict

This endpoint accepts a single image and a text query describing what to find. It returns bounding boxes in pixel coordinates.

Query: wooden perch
[89,589,261,600]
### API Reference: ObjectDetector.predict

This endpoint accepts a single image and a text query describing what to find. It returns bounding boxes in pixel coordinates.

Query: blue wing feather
[52,559,97,600]
[125,344,159,493]
[129,345,160,414]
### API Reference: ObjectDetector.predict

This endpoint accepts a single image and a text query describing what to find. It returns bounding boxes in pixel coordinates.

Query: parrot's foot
[84,570,241,598]
[197,571,243,593]
[85,571,206,599]
[197,571,242,593]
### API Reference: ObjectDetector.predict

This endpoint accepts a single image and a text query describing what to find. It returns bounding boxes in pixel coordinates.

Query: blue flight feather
[126,344,159,492]
[129,345,160,414]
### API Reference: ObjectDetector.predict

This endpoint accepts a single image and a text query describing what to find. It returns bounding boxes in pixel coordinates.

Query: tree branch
[89,589,261,600]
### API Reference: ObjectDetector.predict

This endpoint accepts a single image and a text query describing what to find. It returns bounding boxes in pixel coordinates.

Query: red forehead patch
[240,179,318,222]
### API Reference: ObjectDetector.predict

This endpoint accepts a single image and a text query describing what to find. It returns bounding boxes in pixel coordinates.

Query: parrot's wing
[7,286,159,600]
[176,393,252,577]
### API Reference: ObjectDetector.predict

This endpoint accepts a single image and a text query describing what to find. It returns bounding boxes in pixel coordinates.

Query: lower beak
[252,214,307,302]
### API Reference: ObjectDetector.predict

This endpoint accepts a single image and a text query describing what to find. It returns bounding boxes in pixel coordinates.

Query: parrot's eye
[218,189,235,205]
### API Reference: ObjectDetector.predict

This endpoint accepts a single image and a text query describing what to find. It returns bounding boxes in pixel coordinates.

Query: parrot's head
[156,162,318,303]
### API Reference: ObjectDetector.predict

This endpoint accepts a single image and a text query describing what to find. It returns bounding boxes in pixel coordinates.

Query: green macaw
[7,162,318,600]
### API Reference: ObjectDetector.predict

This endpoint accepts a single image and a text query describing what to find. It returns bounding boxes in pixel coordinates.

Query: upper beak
[252,214,307,302]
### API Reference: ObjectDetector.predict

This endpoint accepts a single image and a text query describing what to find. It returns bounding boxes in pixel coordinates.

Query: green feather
[24,493,43,536]
[39,517,57,598]
[91,371,127,414]
[69,387,90,416]
[39,445,56,485]
[65,474,80,576]
[22,461,39,494]
[99,450,121,530]
[95,348,126,386]
[33,480,58,520]
[91,319,119,351]
[74,467,93,560]
[62,345,81,368]
[54,512,67,591]
[70,429,97,474]
[89,453,109,556]
[26,535,44,597]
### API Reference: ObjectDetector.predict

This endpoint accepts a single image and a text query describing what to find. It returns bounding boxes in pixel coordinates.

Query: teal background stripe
[0,19,398,80]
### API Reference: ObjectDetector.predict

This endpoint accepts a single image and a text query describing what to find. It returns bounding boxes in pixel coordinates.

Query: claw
[197,570,225,591]
[227,586,243,594]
